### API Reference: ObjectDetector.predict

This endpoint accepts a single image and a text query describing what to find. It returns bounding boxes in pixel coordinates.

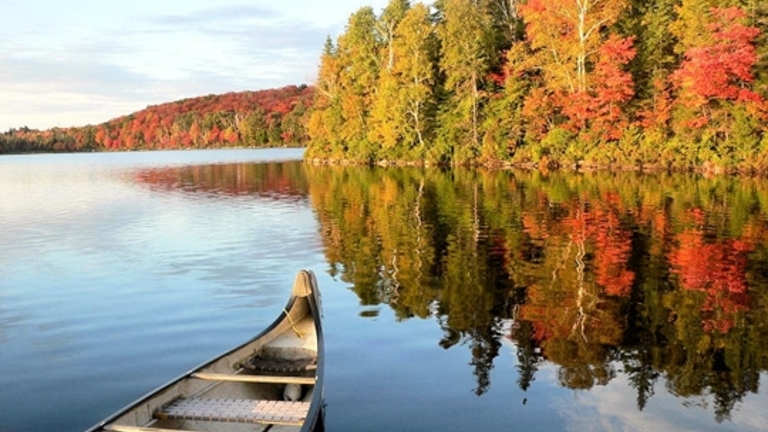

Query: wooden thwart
[191,372,315,385]
[156,397,310,426]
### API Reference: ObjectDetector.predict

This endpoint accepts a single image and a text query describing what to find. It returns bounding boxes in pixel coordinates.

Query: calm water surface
[1,149,766,432]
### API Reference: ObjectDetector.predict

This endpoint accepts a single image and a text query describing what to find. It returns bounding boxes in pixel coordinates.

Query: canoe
[86,270,324,432]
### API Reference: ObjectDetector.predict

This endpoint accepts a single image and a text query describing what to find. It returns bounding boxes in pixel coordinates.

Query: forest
[306,0,768,172]
[0,85,313,154]
[5,0,768,173]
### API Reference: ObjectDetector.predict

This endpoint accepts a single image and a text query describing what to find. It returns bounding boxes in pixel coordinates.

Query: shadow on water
[305,165,768,423]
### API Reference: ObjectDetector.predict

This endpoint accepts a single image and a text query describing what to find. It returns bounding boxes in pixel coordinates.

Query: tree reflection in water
[306,165,768,421]
[133,162,768,421]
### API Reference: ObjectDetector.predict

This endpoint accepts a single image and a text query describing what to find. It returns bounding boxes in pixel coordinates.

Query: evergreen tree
[307,36,346,159]
[739,0,768,96]
[437,0,497,163]
[480,43,533,163]
[629,0,681,101]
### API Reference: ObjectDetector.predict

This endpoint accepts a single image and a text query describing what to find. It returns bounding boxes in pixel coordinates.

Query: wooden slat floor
[157,398,310,426]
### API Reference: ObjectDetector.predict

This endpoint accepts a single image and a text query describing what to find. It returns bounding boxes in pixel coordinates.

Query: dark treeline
[306,0,768,172]
[0,85,313,154]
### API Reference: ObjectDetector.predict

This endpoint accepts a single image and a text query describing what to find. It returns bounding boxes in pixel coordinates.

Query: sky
[0,0,389,131]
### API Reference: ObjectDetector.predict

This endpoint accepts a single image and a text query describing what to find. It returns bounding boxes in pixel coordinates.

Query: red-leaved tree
[561,35,636,141]
[671,7,762,128]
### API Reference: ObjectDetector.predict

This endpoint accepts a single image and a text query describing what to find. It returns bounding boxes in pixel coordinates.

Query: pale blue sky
[0,0,388,131]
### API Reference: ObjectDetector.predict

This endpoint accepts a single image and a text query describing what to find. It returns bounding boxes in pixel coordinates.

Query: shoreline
[304,157,768,178]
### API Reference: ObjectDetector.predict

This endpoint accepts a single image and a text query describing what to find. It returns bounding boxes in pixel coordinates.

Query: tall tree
[628,0,680,98]
[394,3,440,151]
[480,42,535,162]
[307,37,347,159]
[368,0,413,155]
[369,3,439,157]
[377,0,411,71]
[336,7,382,160]
[437,0,497,162]
[519,0,634,141]
[622,0,680,139]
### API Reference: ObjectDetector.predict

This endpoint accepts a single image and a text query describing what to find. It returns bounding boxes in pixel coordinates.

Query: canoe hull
[86,270,324,432]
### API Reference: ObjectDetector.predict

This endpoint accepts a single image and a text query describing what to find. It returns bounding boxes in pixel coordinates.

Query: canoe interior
[92,271,323,432]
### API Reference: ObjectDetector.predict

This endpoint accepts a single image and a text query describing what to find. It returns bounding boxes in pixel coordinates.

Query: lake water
[1,149,767,432]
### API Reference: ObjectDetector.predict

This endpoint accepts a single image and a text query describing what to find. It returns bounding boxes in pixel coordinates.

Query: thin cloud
[555,371,767,432]
[0,54,148,95]
[151,5,281,27]
[0,0,386,131]
[144,5,332,63]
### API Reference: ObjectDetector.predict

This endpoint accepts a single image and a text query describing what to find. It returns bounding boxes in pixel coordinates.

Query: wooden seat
[155,398,310,426]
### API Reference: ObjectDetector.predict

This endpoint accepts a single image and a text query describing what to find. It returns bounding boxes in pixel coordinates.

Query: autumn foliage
[306,1,768,172]
[671,8,763,128]
[1,85,314,153]
[5,1,768,171]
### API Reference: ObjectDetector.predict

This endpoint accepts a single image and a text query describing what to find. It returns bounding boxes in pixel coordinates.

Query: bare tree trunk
[472,71,479,146]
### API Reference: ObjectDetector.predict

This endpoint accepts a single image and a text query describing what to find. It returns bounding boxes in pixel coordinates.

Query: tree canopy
[1,85,313,154]
[306,0,768,173]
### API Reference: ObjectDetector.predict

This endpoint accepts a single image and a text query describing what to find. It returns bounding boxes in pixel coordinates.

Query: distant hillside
[0,85,314,154]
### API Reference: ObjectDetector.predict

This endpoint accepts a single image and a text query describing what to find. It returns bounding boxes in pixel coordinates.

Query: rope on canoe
[283,308,305,339]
